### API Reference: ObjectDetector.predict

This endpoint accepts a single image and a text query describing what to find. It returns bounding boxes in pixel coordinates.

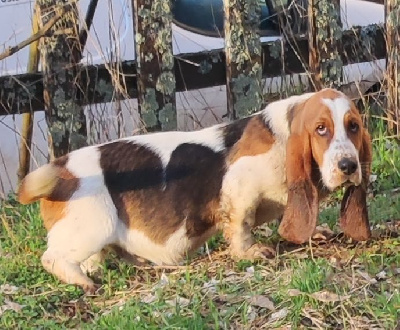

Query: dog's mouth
[323,173,361,192]
[342,180,355,188]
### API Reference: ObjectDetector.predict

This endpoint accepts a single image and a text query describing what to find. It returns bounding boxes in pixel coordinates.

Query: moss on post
[308,0,343,89]
[224,0,263,120]
[385,0,400,135]
[38,0,87,159]
[133,0,176,132]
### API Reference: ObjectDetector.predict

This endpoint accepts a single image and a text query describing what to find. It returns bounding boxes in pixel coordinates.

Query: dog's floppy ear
[339,129,372,241]
[278,104,319,244]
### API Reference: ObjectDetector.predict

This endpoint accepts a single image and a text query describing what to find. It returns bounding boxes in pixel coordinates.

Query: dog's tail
[18,164,60,204]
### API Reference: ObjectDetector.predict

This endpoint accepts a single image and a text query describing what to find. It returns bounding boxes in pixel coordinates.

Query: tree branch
[0,4,71,61]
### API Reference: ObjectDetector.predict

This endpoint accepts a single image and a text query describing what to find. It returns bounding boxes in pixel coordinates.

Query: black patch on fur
[165,143,225,237]
[222,117,251,148]
[99,140,225,242]
[286,104,297,130]
[53,155,69,167]
[100,141,164,193]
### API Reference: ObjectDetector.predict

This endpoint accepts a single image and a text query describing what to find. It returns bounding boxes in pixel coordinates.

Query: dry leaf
[309,290,350,302]
[246,305,258,322]
[0,284,18,295]
[294,253,309,259]
[154,273,169,290]
[313,224,335,240]
[256,224,273,238]
[218,293,243,304]
[246,266,255,275]
[312,232,328,240]
[202,278,218,293]
[287,289,303,297]
[141,293,157,304]
[0,299,25,316]
[248,295,275,311]
[166,296,190,308]
[369,174,377,183]
[159,273,169,285]
[357,270,378,284]
[268,307,288,322]
[375,270,387,280]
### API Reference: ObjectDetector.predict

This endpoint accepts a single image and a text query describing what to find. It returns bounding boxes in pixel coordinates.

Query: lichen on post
[224,0,263,120]
[385,0,400,135]
[308,0,343,90]
[38,0,87,158]
[133,0,176,132]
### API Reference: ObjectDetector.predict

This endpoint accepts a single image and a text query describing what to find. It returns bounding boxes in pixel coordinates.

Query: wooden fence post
[132,0,176,132]
[224,0,263,120]
[17,3,40,183]
[308,0,343,90]
[385,0,400,135]
[38,0,87,159]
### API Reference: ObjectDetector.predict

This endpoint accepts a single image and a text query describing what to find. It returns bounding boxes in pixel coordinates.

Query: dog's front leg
[223,207,275,260]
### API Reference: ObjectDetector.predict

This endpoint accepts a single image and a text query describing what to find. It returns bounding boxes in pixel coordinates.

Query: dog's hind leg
[42,207,117,292]
[42,250,98,293]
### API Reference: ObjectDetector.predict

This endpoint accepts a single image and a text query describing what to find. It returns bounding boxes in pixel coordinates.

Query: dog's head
[278,88,372,244]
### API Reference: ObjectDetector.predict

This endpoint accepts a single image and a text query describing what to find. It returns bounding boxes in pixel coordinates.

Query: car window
[172,0,281,37]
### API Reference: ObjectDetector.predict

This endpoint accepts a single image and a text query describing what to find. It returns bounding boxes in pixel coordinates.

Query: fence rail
[0,24,385,117]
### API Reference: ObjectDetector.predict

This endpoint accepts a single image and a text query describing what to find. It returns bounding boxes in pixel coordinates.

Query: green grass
[1,121,399,329]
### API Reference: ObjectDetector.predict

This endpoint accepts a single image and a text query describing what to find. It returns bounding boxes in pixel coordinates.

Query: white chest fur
[220,141,288,221]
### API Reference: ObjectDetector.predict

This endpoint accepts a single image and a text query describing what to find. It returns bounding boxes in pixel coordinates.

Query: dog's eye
[316,124,327,136]
[349,121,359,133]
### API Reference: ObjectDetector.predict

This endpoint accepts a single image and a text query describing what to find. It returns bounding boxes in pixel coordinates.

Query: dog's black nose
[338,158,358,175]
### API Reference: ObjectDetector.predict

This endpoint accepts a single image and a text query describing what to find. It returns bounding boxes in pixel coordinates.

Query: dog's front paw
[232,243,276,260]
[245,243,276,260]
[83,282,101,295]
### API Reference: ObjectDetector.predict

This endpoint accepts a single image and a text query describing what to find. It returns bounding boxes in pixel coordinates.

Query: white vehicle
[0,0,385,196]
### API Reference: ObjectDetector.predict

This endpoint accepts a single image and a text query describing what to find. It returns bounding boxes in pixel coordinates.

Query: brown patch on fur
[340,130,372,240]
[316,88,344,100]
[100,141,225,246]
[339,185,370,240]
[228,115,275,164]
[17,181,34,205]
[41,160,79,231]
[278,132,319,244]
[41,199,68,231]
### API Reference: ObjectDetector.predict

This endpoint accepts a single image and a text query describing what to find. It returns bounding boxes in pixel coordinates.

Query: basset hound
[18,88,372,292]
